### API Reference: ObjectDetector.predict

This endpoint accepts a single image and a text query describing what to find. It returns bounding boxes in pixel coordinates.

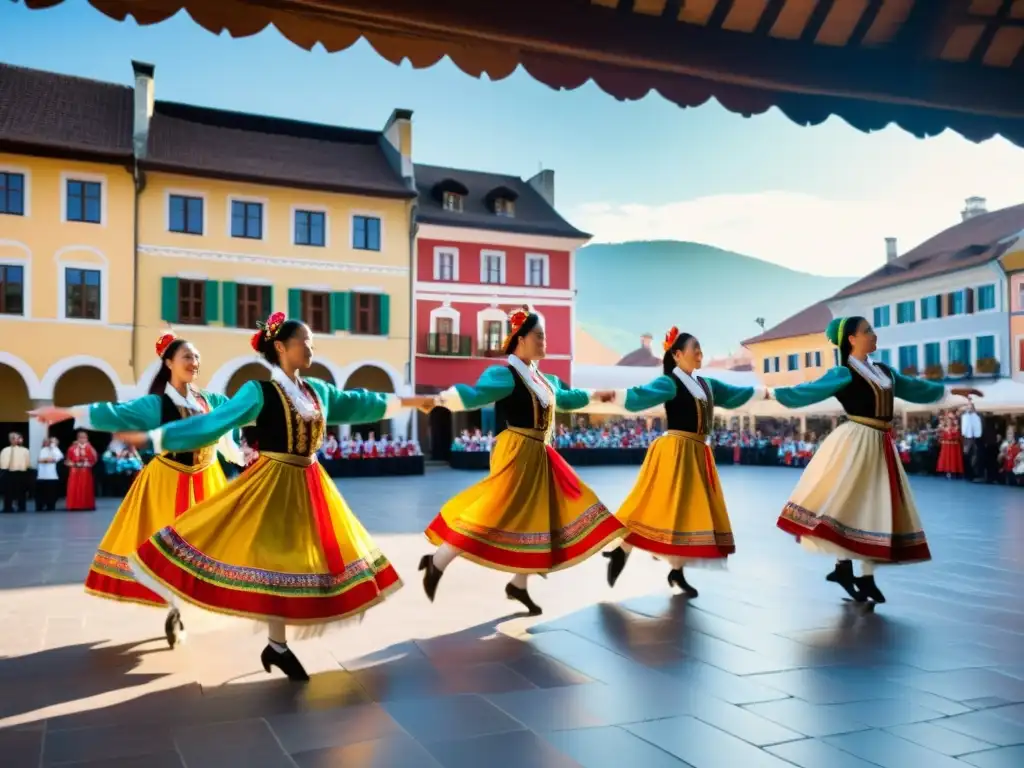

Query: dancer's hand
[27,406,76,425]
[951,387,983,399]
[401,395,440,413]
[114,431,151,448]
[593,390,617,403]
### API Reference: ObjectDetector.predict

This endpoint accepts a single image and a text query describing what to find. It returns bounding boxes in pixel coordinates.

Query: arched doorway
[51,365,118,464]
[225,363,270,396]
[307,362,334,384]
[428,406,453,461]
[344,365,394,439]
[0,363,32,445]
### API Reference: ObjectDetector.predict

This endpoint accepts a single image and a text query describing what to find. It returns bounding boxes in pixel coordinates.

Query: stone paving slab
[0,465,1022,767]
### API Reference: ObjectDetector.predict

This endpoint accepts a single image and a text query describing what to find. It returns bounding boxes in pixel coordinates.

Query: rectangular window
[924,342,941,368]
[787,354,799,371]
[178,279,206,325]
[0,172,25,216]
[804,352,812,368]
[301,290,331,333]
[898,345,919,373]
[352,292,382,335]
[948,290,966,316]
[773,356,780,373]
[443,192,463,212]
[352,216,381,251]
[435,317,455,353]
[295,210,326,247]
[526,256,546,287]
[65,267,101,320]
[0,264,24,315]
[483,255,502,284]
[483,320,504,353]
[874,349,892,366]
[231,200,263,239]
[437,252,455,281]
[872,305,890,328]
[66,180,102,223]
[814,351,822,367]
[763,358,771,374]
[976,335,995,360]
[977,284,996,311]
[236,284,269,329]
[896,300,916,324]
[948,338,970,365]
[921,295,941,320]
[169,195,203,235]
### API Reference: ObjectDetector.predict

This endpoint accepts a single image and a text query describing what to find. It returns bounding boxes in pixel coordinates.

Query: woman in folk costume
[30,333,244,648]
[603,328,764,597]
[419,305,625,616]
[65,432,99,511]
[130,314,436,681]
[772,316,980,604]
[935,411,965,477]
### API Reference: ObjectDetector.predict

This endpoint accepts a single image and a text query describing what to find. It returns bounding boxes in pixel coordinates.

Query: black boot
[603,547,628,588]
[419,554,444,602]
[505,582,543,615]
[668,568,698,597]
[261,644,310,682]
[164,607,185,649]
[854,575,886,603]
[826,560,865,602]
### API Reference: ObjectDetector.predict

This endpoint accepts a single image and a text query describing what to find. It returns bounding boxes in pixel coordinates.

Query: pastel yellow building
[0,60,417,462]
[741,301,836,387]
[999,233,1024,381]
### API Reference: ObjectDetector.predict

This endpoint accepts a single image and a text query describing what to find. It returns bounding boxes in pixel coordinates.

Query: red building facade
[411,165,590,456]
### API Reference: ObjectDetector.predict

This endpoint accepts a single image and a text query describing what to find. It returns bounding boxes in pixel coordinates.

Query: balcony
[480,343,506,358]
[425,333,472,357]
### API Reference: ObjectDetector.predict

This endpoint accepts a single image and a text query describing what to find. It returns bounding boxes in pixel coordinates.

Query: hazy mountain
[575,241,859,357]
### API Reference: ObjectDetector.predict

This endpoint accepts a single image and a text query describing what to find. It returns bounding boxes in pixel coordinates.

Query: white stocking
[619,542,634,555]
[666,556,685,570]
[858,561,876,577]
[267,619,288,651]
[433,543,461,571]
[130,562,180,610]
[509,573,529,589]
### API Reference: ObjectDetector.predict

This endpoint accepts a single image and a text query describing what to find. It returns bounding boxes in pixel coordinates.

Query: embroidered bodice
[664,375,715,435]
[834,362,895,421]
[247,380,326,457]
[159,392,216,467]
[494,365,555,437]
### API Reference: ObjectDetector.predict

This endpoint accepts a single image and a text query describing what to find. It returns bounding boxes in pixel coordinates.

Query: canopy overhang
[20,0,1024,147]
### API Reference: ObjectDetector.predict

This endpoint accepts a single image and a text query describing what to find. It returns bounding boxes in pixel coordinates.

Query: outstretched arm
[889,368,982,405]
[606,375,677,413]
[773,367,853,409]
[543,374,600,412]
[29,395,164,433]
[706,378,765,410]
[160,381,264,453]
[440,367,516,412]
[305,378,407,424]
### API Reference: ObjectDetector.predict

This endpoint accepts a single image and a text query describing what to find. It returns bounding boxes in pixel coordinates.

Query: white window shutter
[433,252,440,280]
[500,255,506,284]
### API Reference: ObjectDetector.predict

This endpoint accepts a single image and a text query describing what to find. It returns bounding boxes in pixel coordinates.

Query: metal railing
[426,333,472,356]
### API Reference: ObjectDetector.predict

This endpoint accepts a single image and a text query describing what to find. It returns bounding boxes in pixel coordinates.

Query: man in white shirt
[36,437,63,512]
[961,403,984,482]
[1,432,31,513]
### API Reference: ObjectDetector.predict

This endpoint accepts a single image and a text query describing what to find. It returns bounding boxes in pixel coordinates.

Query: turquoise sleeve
[307,378,391,424]
[890,368,946,404]
[544,374,591,412]
[774,367,852,409]
[451,366,516,410]
[623,376,677,412]
[706,378,756,410]
[201,390,242,445]
[86,395,164,432]
[162,381,263,452]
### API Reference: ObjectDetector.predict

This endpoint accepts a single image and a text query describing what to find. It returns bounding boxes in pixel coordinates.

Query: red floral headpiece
[155,332,178,359]
[508,305,531,334]
[663,326,680,353]
[250,311,287,352]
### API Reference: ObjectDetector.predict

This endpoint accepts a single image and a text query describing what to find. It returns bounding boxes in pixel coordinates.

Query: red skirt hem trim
[623,532,734,559]
[776,516,931,563]
[84,569,167,608]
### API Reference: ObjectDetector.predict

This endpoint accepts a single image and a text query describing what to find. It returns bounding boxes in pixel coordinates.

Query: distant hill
[575,241,858,357]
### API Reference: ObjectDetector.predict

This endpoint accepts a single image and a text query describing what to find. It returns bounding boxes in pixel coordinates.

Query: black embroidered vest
[246,380,325,457]
[159,392,216,468]
[834,362,895,421]
[663,375,715,435]
[494,366,554,437]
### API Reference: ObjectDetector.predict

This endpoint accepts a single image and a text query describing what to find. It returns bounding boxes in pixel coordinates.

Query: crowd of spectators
[317,432,422,461]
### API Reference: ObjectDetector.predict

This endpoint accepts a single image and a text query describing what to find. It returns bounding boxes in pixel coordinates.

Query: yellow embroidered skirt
[134,452,402,626]
[616,430,735,561]
[426,427,625,573]
[777,419,931,564]
[85,455,228,608]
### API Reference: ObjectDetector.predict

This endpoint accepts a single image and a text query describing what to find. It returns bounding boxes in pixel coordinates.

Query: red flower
[155,332,178,358]
[250,330,263,352]
[663,326,680,352]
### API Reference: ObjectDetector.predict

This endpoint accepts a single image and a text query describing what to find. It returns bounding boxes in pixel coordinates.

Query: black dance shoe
[505,583,543,615]
[164,608,185,649]
[854,575,886,603]
[419,554,444,602]
[603,547,628,588]
[826,560,865,602]
[667,568,699,597]
[261,644,310,682]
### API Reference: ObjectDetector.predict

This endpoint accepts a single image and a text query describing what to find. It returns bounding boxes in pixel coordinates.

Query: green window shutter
[204,280,220,324]
[378,293,390,336]
[331,292,351,332]
[222,282,237,327]
[288,288,302,321]
[160,277,179,323]
[262,285,273,319]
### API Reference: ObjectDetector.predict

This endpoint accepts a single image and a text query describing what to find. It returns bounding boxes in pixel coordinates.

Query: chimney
[528,169,555,208]
[885,237,898,262]
[381,108,414,186]
[640,333,653,349]
[961,196,988,221]
[131,60,155,159]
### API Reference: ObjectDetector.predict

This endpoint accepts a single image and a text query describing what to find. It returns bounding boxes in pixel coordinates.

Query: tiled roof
[145,102,414,198]
[742,301,832,346]
[0,63,133,159]
[832,204,1024,299]
[415,164,589,238]
[617,346,661,367]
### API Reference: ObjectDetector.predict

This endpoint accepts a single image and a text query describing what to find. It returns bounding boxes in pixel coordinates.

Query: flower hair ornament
[155,332,178,359]
[250,311,287,352]
[663,326,680,353]
[502,305,533,351]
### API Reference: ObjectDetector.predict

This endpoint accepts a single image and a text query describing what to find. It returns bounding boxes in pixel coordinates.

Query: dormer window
[485,185,519,219]
[494,198,515,217]
[442,191,463,212]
